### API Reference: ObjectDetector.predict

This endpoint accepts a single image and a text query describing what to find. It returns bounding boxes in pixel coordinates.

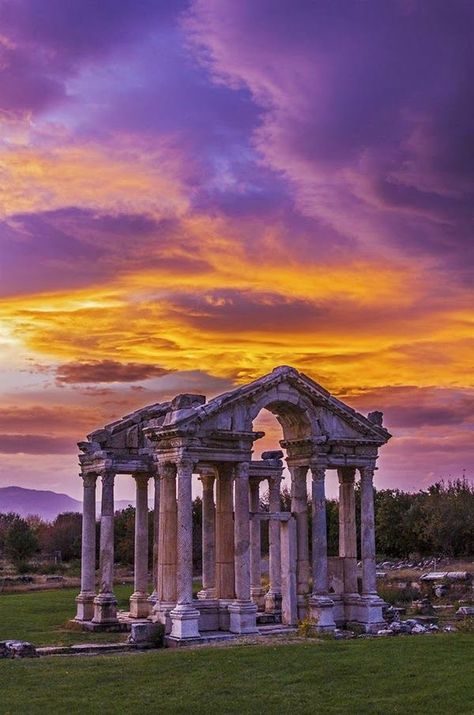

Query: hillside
[0,486,138,521]
[0,486,82,521]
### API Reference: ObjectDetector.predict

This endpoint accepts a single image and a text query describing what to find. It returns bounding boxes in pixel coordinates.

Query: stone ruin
[74,365,391,643]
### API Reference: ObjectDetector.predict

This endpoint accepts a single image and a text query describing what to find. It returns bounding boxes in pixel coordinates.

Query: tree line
[0,479,473,569]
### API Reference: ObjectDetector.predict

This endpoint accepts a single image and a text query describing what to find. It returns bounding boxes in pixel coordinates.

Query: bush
[378,584,419,605]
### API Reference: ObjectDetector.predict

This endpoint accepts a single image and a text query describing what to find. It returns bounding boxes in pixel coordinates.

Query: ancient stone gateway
[75,366,391,642]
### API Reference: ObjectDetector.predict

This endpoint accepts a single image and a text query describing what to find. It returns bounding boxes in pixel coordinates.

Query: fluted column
[290,465,310,616]
[197,470,216,599]
[93,470,118,623]
[249,477,264,607]
[148,472,160,604]
[265,475,282,612]
[338,467,358,597]
[155,463,177,606]
[229,461,258,634]
[215,464,235,600]
[75,473,97,621]
[360,465,377,596]
[308,465,335,630]
[129,473,150,617]
[170,459,200,640]
[310,466,329,595]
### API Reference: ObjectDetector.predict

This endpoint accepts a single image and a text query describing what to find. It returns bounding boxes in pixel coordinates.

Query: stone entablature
[75,366,391,640]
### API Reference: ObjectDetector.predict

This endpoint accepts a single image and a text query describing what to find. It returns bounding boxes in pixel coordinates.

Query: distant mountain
[0,486,141,521]
[0,486,82,521]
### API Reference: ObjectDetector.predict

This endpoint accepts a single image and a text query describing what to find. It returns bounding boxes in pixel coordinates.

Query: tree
[114,505,136,564]
[4,516,38,565]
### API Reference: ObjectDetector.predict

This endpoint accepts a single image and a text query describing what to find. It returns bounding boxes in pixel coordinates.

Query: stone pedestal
[169,603,201,640]
[309,595,336,631]
[228,601,258,634]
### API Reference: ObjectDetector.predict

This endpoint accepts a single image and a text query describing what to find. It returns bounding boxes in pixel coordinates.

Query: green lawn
[0,636,473,714]
[0,585,133,645]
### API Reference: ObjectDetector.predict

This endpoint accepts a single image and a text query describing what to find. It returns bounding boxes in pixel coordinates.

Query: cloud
[184,0,474,270]
[0,434,75,454]
[56,360,172,385]
[343,386,474,430]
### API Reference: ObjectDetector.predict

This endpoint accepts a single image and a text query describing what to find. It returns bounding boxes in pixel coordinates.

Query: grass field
[1,635,473,714]
[1,585,133,645]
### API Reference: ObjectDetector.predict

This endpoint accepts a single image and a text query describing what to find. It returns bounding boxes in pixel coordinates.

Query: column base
[228,601,258,634]
[147,590,158,606]
[92,592,118,624]
[309,595,336,631]
[129,591,151,618]
[297,594,309,621]
[169,604,201,640]
[151,600,175,633]
[358,594,386,633]
[218,599,233,630]
[196,598,219,631]
[250,586,266,610]
[75,591,95,621]
[197,588,217,600]
[264,590,282,613]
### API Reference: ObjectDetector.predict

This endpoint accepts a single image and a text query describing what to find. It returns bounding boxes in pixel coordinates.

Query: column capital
[157,462,176,480]
[176,458,195,477]
[199,473,215,490]
[337,466,356,484]
[132,473,150,487]
[310,464,326,481]
[100,470,115,488]
[235,461,250,479]
[81,473,98,488]
[359,465,376,482]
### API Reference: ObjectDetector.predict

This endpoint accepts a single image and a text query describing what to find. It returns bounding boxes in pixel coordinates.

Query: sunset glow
[0,0,472,499]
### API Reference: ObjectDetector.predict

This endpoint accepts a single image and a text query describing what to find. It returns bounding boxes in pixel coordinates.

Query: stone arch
[244,384,320,442]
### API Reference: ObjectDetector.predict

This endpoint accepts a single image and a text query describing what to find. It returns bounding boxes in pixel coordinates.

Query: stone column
[249,477,265,608]
[170,459,200,640]
[75,473,97,621]
[360,466,377,597]
[265,475,282,613]
[197,470,216,599]
[229,462,258,634]
[93,470,118,624]
[338,467,358,597]
[359,465,385,631]
[280,517,298,626]
[153,464,177,630]
[148,472,160,605]
[215,464,235,600]
[290,465,310,618]
[129,474,150,618]
[309,465,335,630]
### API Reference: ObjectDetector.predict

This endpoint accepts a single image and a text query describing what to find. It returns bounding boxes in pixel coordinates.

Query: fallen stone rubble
[0,640,39,658]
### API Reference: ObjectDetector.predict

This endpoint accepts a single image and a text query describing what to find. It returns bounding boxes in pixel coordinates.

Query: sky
[0,0,472,501]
